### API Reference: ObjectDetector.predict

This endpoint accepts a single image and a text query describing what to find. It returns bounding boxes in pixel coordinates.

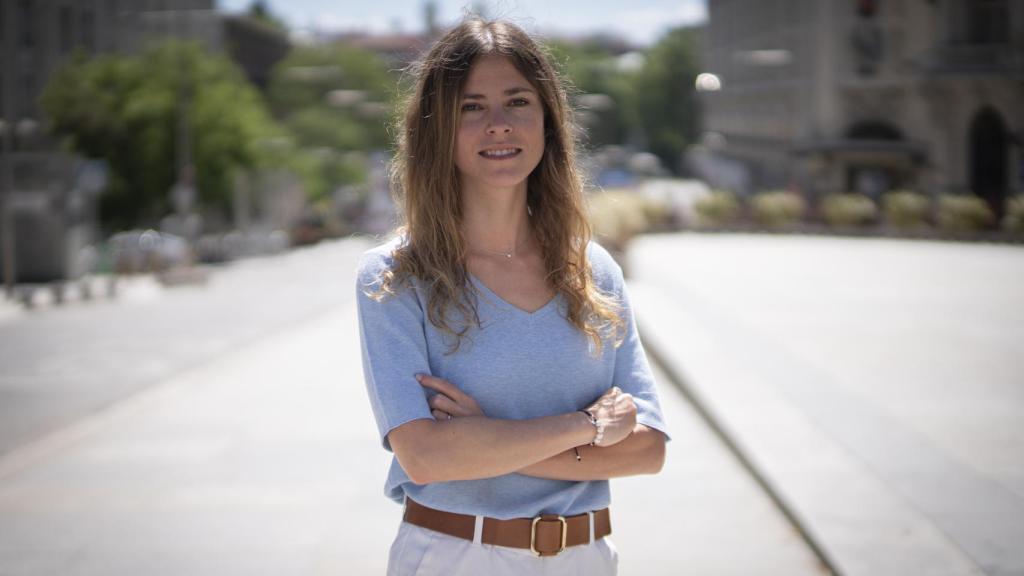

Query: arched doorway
[843,120,906,199]
[969,107,1008,220]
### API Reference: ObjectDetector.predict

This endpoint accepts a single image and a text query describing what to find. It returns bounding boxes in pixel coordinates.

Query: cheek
[521,113,545,144]
[524,114,546,148]
[454,126,476,169]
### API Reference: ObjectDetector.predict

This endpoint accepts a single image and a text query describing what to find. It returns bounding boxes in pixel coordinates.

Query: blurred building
[327,0,442,67]
[222,14,290,91]
[1,0,218,129]
[0,0,218,287]
[694,0,1024,219]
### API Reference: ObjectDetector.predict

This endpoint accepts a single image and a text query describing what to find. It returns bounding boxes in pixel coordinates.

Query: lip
[478,147,522,160]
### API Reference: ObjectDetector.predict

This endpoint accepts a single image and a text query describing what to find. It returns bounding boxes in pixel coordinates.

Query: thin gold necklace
[470,235,529,259]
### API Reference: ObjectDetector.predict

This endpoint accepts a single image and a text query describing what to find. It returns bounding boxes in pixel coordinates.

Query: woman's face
[454,54,546,194]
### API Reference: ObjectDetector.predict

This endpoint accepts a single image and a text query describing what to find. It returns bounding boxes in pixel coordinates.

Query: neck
[460,178,531,257]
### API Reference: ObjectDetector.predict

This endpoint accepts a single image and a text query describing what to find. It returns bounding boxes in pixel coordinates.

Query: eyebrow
[461,87,535,100]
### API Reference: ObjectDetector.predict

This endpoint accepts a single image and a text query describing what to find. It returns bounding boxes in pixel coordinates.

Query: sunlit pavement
[629,232,1024,576]
[0,234,828,575]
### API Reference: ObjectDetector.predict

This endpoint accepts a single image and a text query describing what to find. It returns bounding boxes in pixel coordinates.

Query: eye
[461,102,482,112]
[509,97,530,107]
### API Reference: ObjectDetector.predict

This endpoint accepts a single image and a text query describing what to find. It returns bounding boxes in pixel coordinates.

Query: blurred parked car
[108,229,191,274]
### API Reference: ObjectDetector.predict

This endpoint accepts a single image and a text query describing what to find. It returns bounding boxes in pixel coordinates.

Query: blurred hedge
[937,194,995,233]
[1001,196,1024,234]
[588,190,671,252]
[695,190,741,228]
[821,193,877,228]
[751,190,805,229]
[883,190,931,230]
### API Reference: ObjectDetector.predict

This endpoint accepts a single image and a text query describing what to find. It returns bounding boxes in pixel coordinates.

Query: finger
[431,409,451,420]
[417,374,469,402]
[426,392,453,407]
[428,393,461,414]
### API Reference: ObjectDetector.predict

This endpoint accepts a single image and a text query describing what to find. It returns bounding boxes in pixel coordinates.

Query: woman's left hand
[416,374,485,420]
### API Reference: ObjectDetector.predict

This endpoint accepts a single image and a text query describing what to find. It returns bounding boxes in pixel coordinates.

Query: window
[80,7,96,52]
[59,6,73,53]
[20,72,33,118]
[17,0,33,47]
[966,0,1009,44]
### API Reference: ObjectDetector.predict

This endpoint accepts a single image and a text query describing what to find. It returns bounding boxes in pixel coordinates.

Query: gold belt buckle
[530,515,568,557]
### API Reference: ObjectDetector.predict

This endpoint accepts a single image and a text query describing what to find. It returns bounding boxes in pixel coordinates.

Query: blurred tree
[41,41,282,232]
[265,43,396,201]
[223,1,291,91]
[267,44,395,151]
[247,0,288,33]
[635,27,700,174]
[546,40,638,149]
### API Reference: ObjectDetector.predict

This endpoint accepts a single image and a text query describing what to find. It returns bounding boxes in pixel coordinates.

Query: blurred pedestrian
[356,16,670,576]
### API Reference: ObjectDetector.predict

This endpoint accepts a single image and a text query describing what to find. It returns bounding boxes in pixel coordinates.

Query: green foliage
[284,106,373,151]
[821,192,877,228]
[546,28,700,167]
[883,190,931,230]
[546,40,638,149]
[41,41,281,231]
[937,194,995,232]
[635,27,700,174]
[751,190,806,228]
[247,0,288,33]
[265,43,398,199]
[267,44,396,151]
[695,190,741,227]
[288,149,367,203]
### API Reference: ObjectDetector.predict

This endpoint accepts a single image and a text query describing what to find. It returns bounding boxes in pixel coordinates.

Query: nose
[486,108,512,135]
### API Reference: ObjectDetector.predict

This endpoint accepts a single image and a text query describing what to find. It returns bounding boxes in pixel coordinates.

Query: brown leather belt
[403,498,612,557]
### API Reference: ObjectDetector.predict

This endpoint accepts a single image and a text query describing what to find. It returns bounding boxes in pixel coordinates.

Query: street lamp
[695,73,722,92]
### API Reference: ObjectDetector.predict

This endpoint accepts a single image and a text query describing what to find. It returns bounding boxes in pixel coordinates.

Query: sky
[218,0,707,47]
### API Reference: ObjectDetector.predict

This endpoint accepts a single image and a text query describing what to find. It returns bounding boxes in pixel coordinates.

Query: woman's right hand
[584,386,637,447]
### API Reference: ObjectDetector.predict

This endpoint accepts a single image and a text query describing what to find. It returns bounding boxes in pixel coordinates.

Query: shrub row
[588,190,673,252]
[695,189,1023,235]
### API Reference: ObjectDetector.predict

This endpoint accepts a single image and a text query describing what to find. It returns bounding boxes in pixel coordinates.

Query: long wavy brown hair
[372,17,625,355]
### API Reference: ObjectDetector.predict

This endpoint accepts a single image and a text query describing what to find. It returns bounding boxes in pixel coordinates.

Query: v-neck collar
[467,272,561,318]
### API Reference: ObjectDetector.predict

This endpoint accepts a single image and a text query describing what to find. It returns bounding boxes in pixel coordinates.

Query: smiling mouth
[479,148,522,159]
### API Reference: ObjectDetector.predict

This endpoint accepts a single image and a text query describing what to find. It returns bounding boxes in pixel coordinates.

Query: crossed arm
[386,374,666,485]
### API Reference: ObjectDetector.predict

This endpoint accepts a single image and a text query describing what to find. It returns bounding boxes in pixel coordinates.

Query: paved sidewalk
[0,236,824,574]
[628,233,1024,576]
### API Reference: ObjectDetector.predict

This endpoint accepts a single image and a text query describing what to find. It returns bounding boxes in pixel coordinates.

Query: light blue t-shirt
[356,235,671,520]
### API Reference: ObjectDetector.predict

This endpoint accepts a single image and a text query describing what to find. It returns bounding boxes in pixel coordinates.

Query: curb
[640,327,842,576]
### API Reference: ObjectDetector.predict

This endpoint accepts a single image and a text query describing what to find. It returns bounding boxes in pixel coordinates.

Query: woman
[356,17,671,575]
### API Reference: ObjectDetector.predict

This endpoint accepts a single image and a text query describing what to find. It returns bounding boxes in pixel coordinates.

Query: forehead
[462,54,533,94]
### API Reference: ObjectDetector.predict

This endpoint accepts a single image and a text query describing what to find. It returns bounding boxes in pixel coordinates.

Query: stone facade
[695,0,1024,219]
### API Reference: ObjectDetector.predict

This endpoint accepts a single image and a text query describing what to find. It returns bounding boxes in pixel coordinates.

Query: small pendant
[505,253,513,259]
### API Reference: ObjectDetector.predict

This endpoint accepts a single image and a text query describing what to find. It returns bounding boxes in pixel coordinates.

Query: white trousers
[387,517,619,576]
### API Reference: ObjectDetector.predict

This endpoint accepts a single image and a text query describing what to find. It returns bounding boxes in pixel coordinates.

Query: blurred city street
[2,232,1023,575]
[1,0,1021,573]
[0,235,828,575]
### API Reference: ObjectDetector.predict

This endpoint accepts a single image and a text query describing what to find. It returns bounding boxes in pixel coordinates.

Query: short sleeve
[611,280,672,442]
[589,243,672,442]
[356,246,435,451]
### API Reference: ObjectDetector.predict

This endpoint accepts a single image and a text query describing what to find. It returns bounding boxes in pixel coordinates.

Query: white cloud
[616,2,707,44]
[295,11,405,36]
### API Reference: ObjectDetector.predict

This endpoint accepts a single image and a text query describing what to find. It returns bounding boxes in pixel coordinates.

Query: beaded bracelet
[578,409,604,446]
